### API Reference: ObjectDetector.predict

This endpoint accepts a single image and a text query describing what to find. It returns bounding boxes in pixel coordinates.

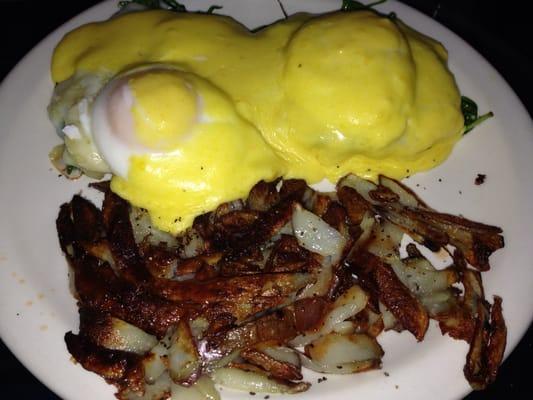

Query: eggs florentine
[48,9,464,234]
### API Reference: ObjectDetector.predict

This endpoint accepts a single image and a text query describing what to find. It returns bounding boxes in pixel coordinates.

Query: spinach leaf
[461,96,494,134]
[341,0,387,12]
[206,5,223,14]
[118,0,186,12]
[65,165,79,176]
[118,0,221,14]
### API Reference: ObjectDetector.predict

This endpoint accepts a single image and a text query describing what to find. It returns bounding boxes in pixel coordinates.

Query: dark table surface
[1,1,531,399]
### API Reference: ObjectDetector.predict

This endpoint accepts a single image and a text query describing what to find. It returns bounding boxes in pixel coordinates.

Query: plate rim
[1,1,532,399]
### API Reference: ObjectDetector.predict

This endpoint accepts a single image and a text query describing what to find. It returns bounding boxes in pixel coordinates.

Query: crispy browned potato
[57,175,506,397]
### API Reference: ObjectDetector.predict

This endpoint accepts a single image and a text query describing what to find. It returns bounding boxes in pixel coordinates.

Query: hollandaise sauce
[50,9,464,233]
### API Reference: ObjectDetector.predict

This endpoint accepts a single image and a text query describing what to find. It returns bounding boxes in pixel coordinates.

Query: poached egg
[93,66,285,233]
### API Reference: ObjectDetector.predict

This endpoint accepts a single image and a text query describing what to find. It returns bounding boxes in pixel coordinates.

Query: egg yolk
[129,70,197,151]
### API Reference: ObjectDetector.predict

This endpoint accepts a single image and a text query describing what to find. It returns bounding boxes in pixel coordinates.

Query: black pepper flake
[298,63,302,68]
[459,190,463,195]
[475,174,486,185]
[249,392,256,396]
[384,372,390,377]
[438,178,442,182]
[264,396,270,400]
[395,385,399,389]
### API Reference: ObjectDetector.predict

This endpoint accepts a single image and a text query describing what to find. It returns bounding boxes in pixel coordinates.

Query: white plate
[0,1,532,399]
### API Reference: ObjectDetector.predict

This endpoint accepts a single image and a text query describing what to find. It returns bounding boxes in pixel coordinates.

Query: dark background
[0,0,531,398]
